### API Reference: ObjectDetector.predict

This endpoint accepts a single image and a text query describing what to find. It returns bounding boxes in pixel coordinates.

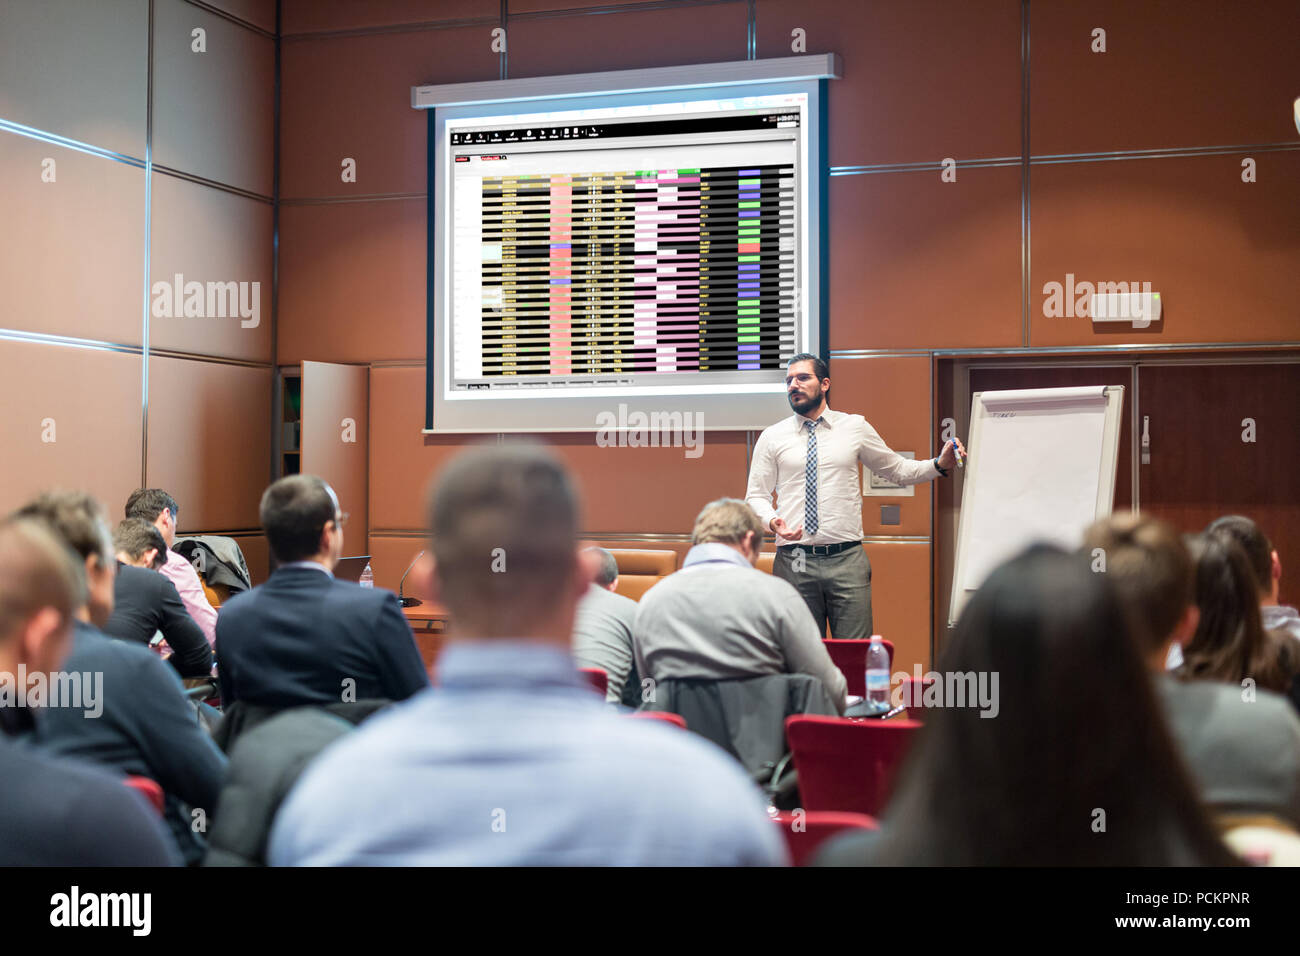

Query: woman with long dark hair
[820,545,1234,866]
[1178,533,1300,710]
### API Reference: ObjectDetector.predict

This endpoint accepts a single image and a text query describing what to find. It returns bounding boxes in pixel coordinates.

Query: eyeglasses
[333,512,350,528]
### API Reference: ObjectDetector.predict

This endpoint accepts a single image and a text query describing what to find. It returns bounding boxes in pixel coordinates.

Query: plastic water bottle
[359,563,374,588]
[866,634,891,714]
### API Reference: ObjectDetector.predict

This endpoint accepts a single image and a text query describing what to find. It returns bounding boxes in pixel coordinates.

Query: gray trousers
[773,544,872,640]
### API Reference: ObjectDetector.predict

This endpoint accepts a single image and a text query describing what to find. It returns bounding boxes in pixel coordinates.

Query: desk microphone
[398,550,425,608]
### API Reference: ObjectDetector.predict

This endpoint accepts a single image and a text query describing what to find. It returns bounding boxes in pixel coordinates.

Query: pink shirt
[161,548,218,648]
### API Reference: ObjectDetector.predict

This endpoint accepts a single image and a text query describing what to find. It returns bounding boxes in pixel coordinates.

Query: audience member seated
[14,492,226,864]
[818,545,1235,866]
[1207,515,1300,643]
[125,488,218,646]
[0,517,179,866]
[1178,532,1300,711]
[633,498,847,713]
[1083,514,1300,828]
[103,517,214,678]
[216,476,428,715]
[268,444,786,865]
[572,546,638,704]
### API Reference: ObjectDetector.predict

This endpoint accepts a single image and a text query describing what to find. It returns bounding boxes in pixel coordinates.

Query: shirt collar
[278,560,334,578]
[793,406,834,431]
[435,641,586,693]
[682,542,754,570]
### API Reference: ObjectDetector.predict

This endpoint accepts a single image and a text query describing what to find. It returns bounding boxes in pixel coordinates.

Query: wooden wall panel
[832,354,934,536]
[830,166,1022,350]
[0,340,141,518]
[1138,362,1300,608]
[228,532,270,586]
[1031,0,1300,156]
[757,0,1022,166]
[539,432,750,535]
[280,26,498,199]
[301,361,369,548]
[369,365,477,530]
[278,199,426,363]
[150,174,273,362]
[507,3,747,78]
[0,0,148,158]
[862,540,931,673]
[1030,152,1300,348]
[366,534,429,594]
[146,357,270,531]
[204,0,276,33]
[152,0,274,195]
[0,133,144,345]
[282,0,497,34]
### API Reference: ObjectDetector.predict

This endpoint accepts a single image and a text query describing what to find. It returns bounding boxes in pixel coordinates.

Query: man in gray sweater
[633,498,847,714]
[1084,513,1300,827]
[572,547,638,703]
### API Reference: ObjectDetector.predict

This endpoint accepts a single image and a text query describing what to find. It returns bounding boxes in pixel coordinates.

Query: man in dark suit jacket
[0,517,179,866]
[216,475,429,709]
[12,493,227,864]
[105,516,213,678]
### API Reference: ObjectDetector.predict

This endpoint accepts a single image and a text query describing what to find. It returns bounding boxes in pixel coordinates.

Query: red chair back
[579,667,608,696]
[785,715,921,816]
[629,711,687,730]
[822,639,894,698]
[124,775,164,815]
[771,810,878,866]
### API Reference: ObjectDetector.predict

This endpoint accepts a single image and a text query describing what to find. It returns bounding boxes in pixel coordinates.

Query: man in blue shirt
[269,443,786,866]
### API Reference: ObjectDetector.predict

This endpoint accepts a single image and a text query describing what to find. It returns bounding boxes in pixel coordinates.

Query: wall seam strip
[142,0,155,487]
[178,0,275,39]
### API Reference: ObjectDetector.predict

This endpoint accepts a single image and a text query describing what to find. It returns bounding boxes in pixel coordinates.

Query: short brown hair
[427,442,579,634]
[1081,513,1193,653]
[691,498,763,547]
[0,518,83,643]
[113,518,167,569]
[13,491,113,567]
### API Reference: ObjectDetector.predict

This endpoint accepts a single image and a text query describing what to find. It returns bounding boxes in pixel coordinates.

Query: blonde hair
[691,498,762,547]
[0,518,83,643]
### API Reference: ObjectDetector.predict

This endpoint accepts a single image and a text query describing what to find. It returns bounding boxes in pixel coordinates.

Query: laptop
[333,555,372,583]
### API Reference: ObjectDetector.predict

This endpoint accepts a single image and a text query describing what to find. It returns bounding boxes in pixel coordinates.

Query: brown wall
[10,3,1290,671]
[255,0,1299,662]
[0,0,276,579]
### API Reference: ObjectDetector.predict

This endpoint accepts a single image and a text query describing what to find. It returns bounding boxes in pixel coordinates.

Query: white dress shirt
[745,406,941,547]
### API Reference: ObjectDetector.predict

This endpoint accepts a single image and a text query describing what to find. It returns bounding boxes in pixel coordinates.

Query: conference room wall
[1030,151,1300,348]
[0,131,145,345]
[0,0,275,580]
[277,200,426,365]
[832,354,933,538]
[276,0,1300,666]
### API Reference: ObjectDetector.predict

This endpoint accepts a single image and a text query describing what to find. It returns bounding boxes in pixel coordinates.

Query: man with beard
[745,354,965,638]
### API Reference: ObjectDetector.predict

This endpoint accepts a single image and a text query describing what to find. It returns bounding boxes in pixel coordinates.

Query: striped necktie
[804,419,819,535]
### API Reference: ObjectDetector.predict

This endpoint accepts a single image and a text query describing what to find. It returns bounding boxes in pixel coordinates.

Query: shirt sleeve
[163,555,218,646]
[777,588,848,713]
[155,575,215,678]
[856,417,941,487]
[745,430,779,527]
[373,592,432,700]
[126,650,228,815]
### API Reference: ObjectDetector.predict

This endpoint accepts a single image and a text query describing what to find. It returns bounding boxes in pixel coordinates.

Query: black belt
[776,540,861,557]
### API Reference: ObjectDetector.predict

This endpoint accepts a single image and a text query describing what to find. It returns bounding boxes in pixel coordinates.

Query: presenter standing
[745,354,966,639]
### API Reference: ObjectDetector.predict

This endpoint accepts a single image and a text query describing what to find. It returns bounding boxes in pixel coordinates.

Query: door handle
[1141,415,1150,465]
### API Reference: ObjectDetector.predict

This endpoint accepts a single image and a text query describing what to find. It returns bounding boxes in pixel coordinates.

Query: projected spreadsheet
[447,105,803,392]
